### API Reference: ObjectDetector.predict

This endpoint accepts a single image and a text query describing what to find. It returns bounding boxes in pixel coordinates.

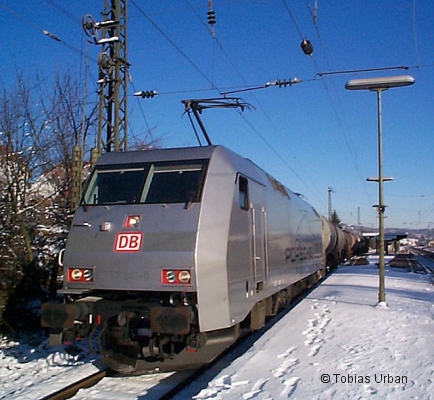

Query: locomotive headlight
[162,269,191,285]
[71,269,83,280]
[67,267,94,283]
[165,270,177,283]
[178,270,191,283]
[125,215,141,228]
[84,269,93,281]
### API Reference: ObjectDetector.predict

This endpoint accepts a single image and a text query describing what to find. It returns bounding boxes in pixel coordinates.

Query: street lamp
[345,75,415,305]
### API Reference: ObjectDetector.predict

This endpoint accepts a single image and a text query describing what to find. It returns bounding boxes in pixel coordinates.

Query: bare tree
[0,68,161,329]
[0,71,96,328]
[30,72,97,266]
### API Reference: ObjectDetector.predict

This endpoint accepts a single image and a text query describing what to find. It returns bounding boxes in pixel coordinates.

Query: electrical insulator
[300,39,313,56]
[134,90,157,99]
[275,78,300,88]
[208,10,216,26]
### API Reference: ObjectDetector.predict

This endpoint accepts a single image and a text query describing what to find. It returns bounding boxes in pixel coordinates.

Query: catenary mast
[72,0,128,209]
[96,0,129,154]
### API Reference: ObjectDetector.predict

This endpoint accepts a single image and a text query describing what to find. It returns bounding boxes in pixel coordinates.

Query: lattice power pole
[83,0,129,156]
[69,0,128,209]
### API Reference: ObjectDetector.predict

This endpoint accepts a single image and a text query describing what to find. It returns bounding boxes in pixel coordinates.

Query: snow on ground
[175,255,434,399]
[0,339,99,400]
[1,254,434,399]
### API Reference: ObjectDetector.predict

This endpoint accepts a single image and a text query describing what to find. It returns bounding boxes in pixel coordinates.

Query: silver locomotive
[41,145,365,371]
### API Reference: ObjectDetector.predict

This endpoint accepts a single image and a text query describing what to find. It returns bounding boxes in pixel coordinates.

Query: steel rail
[40,369,108,400]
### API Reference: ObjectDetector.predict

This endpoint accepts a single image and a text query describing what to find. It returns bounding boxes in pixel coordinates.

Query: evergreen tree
[330,210,342,228]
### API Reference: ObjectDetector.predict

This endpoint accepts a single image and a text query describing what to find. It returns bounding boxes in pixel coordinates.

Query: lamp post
[366,177,393,274]
[345,75,415,304]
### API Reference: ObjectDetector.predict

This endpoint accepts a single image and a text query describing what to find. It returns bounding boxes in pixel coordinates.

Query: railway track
[410,247,434,275]
[387,253,426,273]
[36,366,199,400]
[41,369,108,400]
[67,368,203,400]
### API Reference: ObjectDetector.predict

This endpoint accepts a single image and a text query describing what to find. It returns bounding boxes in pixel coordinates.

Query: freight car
[41,145,363,372]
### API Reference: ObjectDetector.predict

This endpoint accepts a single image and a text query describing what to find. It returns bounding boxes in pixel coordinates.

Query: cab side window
[238,176,249,210]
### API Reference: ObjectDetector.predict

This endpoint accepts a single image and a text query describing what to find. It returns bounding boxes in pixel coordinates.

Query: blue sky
[1,0,433,230]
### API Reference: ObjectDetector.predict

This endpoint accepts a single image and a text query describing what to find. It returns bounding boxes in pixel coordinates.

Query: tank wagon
[41,145,363,372]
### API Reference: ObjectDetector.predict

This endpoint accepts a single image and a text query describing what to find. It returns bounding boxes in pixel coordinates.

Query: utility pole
[327,187,333,220]
[83,0,129,156]
[97,0,128,154]
[70,0,128,210]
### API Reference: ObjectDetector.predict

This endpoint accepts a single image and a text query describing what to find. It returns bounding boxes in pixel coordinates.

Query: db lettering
[115,233,143,252]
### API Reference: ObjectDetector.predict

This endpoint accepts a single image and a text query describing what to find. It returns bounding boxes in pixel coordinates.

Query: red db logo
[115,232,143,252]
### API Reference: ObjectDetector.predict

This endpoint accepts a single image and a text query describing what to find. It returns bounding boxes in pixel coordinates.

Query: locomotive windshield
[81,160,208,205]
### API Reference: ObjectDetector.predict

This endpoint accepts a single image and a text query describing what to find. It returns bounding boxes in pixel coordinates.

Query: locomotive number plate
[115,232,143,252]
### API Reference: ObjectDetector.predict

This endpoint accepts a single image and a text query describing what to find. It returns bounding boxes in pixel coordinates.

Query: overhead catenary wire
[300,1,433,225]
[9,0,226,153]
[42,0,82,25]
[184,1,328,205]
[137,1,371,209]
[317,65,409,77]
[278,1,360,209]
[282,0,375,213]
[130,0,219,92]
[128,0,326,204]
[0,3,92,60]
[34,0,158,152]
[6,0,430,225]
